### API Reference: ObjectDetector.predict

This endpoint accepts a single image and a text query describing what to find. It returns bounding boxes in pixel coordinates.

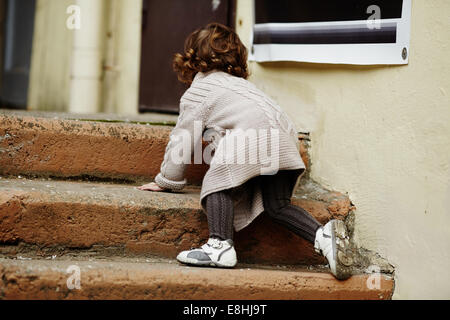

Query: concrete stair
[0,109,394,299]
[0,177,353,265]
[0,110,310,184]
[0,257,393,300]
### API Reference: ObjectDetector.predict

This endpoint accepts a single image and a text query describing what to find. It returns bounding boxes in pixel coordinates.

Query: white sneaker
[314,219,353,280]
[176,238,237,268]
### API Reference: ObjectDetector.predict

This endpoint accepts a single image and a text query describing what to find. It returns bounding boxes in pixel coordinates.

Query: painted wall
[101,0,142,115]
[28,0,74,112]
[236,0,450,299]
[28,0,142,115]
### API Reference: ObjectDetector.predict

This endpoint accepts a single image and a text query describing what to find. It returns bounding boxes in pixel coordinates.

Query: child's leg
[259,170,353,279]
[259,170,322,243]
[204,189,234,240]
[176,189,237,268]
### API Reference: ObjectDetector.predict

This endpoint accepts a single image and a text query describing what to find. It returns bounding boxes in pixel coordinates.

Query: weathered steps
[0,177,352,266]
[0,110,310,185]
[0,257,394,299]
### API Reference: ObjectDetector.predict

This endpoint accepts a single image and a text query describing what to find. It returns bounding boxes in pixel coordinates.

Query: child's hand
[136,182,166,192]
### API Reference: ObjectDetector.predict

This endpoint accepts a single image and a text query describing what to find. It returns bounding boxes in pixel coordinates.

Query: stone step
[0,257,394,299]
[0,110,310,185]
[0,177,352,266]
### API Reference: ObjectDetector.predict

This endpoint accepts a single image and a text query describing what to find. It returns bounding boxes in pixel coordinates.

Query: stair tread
[0,108,179,125]
[0,257,393,300]
[0,176,201,209]
[0,176,349,209]
[0,176,350,265]
[0,110,310,185]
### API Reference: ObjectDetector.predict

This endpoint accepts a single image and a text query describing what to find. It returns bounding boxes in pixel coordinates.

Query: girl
[138,23,353,280]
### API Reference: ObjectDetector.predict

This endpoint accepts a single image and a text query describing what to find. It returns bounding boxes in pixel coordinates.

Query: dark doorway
[139,0,236,114]
[0,0,36,110]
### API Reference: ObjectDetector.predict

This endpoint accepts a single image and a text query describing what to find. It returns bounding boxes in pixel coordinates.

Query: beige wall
[101,0,142,115]
[28,0,141,115]
[28,0,74,112]
[236,0,450,299]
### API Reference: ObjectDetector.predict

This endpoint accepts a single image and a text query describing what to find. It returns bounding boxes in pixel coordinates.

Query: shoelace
[208,238,223,249]
[189,238,223,251]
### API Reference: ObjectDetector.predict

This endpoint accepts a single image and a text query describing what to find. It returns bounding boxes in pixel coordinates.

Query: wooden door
[139,0,236,114]
[0,0,36,109]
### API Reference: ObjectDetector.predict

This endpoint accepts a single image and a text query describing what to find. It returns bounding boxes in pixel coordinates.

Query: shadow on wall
[256,60,408,72]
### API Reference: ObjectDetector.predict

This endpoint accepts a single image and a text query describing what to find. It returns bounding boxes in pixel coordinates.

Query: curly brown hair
[173,23,249,85]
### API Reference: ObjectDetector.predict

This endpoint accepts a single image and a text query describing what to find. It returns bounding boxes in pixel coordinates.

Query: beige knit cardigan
[155,70,305,231]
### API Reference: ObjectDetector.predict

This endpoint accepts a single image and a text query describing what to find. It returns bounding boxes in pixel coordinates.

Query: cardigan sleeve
[154,99,206,190]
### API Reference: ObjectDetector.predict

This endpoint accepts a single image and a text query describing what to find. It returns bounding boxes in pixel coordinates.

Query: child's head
[173,23,249,84]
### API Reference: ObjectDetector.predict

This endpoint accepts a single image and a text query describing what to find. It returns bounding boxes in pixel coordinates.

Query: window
[251,0,411,65]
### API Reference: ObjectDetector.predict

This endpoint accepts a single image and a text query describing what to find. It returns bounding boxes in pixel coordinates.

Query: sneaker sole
[176,256,237,269]
[331,220,354,280]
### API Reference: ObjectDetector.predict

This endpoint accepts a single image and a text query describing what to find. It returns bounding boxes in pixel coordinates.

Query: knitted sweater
[155,70,306,231]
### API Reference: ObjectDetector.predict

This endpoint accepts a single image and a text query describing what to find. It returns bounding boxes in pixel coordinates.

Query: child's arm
[145,100,205,192]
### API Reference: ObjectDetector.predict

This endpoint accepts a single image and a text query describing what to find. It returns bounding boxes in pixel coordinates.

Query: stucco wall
[28,0,74,111]
[236,0,450,299]
[28,0,141,115]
